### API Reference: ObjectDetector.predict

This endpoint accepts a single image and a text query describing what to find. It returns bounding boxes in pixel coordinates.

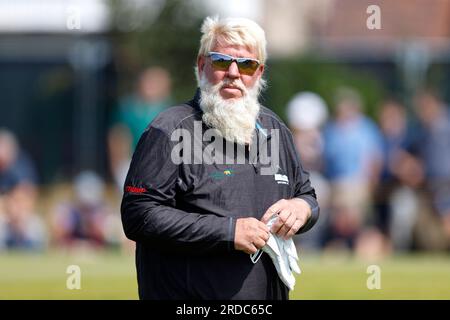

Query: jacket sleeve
[293,161,320,234]
[285,129,320,234]
[120,126,236,254]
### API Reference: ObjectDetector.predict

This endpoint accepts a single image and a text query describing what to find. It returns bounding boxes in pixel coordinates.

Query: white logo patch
[274,174,289,185]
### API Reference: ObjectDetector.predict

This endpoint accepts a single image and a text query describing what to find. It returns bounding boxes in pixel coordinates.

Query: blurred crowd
[1,65,449,260]
[0,66,173,254]
[289,87,450,259]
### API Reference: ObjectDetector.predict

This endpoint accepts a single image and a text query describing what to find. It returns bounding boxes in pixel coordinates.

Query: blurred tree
[109,0,207,102]
[109,0,389,121]
[427,63,450,103]
[264,56,387,121]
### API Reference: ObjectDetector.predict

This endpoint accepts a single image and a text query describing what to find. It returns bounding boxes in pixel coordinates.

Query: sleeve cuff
[227,217,237,251]
[295,196,320,234]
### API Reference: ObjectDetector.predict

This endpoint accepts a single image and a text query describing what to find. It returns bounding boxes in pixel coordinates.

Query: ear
[258,64,265,76]
[197,55,205,75]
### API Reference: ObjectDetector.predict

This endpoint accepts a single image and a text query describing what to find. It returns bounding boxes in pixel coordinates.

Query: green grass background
[1,252,449,299]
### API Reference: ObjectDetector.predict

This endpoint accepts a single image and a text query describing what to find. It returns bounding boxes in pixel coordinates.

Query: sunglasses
[207,52,261,75]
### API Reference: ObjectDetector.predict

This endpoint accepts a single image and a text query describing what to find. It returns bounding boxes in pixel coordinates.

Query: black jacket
[121,91,319,300]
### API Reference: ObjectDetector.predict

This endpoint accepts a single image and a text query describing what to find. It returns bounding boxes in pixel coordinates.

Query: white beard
[198,74,263,145]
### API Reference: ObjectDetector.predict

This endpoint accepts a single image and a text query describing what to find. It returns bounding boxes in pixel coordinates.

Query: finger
[278,210,292,224]
[261,229,270,242]
[271,209,291,232]
[257,229,270,243]
[247,243,259,254]
[278,213,297,239]
[285,219,303,239]
[261,200,284,223]
[256,221,270,233]
[275,211,296,238]
[246,218,267,234]
[271,209,292,234]
[253,237,266,249]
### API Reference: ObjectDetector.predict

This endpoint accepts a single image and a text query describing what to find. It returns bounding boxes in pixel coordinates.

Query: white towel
[250,214,301,290]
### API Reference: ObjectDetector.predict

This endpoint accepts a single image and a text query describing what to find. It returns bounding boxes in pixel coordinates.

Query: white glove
[250,215,301,291]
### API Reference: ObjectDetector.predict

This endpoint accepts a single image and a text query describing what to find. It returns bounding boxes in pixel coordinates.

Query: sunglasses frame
[207,51,261,75]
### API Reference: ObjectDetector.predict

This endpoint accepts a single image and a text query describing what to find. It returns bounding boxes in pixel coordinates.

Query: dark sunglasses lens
[210,53,259,74]
[210,54,232,70]
[238,59,259,75]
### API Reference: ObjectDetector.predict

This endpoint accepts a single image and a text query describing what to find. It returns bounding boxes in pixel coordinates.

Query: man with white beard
[121,16,319,300]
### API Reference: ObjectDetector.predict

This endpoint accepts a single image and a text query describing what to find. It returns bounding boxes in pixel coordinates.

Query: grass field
[1,251,449,299]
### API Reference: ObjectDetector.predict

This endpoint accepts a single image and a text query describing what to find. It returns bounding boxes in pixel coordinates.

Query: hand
[234,217,270,254]
[261,198,311,240]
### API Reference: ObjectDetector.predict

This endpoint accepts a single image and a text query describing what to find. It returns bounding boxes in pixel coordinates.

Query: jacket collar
[188,88,202,112]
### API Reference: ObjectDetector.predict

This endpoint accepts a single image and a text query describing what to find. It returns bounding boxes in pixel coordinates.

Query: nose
[226,61,240,79]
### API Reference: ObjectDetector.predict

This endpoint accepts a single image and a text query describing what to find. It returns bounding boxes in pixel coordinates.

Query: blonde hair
[198,16,267,64]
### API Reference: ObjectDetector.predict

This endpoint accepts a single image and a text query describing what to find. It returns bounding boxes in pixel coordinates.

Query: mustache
[220,78,247,94]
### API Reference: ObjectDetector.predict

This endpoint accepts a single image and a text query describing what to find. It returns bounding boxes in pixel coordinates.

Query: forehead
[211,41,257,59]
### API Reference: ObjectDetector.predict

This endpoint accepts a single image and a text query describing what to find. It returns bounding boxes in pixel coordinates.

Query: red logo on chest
[125,186,147,193]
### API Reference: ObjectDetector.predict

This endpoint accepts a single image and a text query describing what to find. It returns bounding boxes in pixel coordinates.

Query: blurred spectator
[0,184,47,251]
[108,66,173,191]
[107,125,132,193]
[322,87,383,252]
[375,99,423,251]
[50,171,120,250]
[287,92,329,171]
[286,92,330,250]
[0,129,44,251]
[0,129,38,194]
[414,90,450,248]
